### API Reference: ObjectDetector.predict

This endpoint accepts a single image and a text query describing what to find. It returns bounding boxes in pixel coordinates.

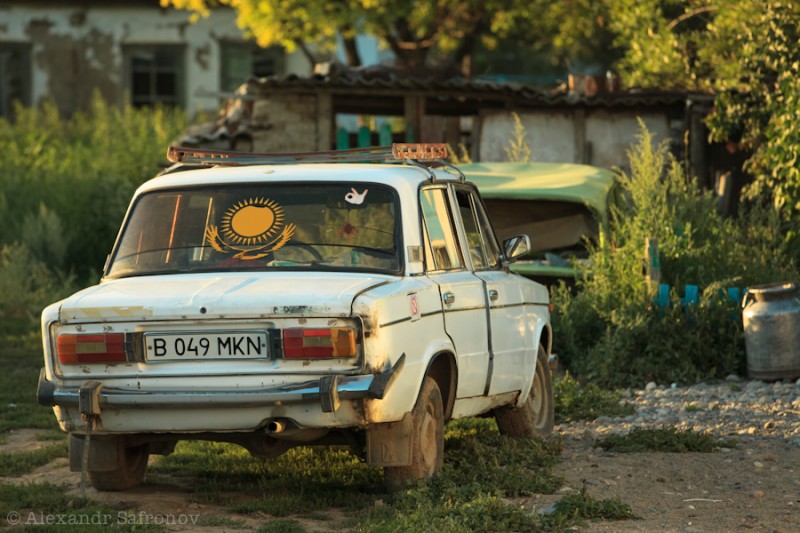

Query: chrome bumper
[38,355,404,414]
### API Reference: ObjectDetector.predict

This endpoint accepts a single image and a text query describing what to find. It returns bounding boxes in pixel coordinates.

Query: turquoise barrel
[742,282,800,381]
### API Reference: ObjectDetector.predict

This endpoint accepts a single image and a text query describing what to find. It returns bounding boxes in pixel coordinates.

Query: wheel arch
[537,322,552,356]
[423,351,457,421]
[512,320,552,410]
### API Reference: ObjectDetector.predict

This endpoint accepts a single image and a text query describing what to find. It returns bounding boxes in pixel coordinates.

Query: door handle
[488,289,499,301]
[442,292,456,305]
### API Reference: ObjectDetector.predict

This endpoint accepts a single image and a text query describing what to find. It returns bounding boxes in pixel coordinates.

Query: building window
[220,42,284,92]
[123,45,185,107]
[0,43,32,119]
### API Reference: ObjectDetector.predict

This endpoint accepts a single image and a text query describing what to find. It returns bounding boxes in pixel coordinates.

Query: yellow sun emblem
[205,197,296,260]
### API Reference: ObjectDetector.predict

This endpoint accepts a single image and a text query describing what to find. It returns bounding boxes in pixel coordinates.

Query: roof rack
[166,143,449,166]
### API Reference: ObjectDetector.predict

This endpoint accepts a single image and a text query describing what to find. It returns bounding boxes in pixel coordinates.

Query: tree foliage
[162,0,606,75]
[609,0,800,221]
[165,1,800,220]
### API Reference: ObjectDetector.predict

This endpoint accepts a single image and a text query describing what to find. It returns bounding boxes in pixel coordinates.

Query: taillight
[57,333,127,364]
[282,327,357,359]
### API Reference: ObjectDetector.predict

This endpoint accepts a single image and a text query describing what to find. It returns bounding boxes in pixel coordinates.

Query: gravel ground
[549,376,800,532]
[574,376,800,442]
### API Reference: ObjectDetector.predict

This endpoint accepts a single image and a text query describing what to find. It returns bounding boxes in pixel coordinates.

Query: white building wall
[0,4,321,116]
[585,110,670,169]
[479,111,576,163]
[479,109,672,168]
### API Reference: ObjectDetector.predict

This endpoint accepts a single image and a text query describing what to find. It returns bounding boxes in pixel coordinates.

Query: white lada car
[38,144,554,491]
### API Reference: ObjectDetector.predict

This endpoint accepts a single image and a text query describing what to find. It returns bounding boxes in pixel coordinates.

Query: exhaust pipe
[266,419,286,434]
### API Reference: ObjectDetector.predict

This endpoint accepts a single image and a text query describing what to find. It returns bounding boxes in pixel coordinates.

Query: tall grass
[1,94,185,275]
[0,95,185,334]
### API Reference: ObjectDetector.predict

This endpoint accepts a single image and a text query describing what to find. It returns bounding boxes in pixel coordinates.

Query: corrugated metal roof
[240,69,705,108]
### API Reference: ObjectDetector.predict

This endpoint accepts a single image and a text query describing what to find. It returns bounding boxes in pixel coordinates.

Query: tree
[704,3,800,222]
[162,0,564,75]
[609,0,800,222]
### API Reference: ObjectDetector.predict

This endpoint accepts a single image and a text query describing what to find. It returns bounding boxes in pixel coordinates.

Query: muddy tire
[88,439,149,491]
[495,345,554,438]
[384,377,444,491]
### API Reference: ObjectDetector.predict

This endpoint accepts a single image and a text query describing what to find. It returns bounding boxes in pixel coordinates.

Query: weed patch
[152,441,381,513]
[443,422,563,497]
[350,419,564,532]
[595,427,737,453]
[555,373,634,423]
[0,442,67,476]
[544,486,636,526]
[0,343,60,433]
[34,431,66,442]
[151,418,574,531]
[0,482,163,531]
[257,519,308,533]
[195,516,248,529]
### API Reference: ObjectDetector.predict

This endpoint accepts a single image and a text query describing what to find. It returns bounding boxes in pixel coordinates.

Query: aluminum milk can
[742,282,800,381]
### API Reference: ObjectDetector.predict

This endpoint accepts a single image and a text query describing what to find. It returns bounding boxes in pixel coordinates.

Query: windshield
[106,183,401,278]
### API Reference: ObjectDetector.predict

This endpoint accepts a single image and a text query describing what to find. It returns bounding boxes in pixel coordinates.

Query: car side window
[455,190,500,270]
[420,188,463,271]
[473,194,502,268]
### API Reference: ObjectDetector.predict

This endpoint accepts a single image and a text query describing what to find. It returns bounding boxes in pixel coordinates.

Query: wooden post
[645,237,661,294]
[404,95,424,142]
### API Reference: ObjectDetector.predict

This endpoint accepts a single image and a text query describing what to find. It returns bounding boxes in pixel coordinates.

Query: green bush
[551,122,795,388]
[0,243,77,336]
[0,94,186,278]
[0,95,186,334]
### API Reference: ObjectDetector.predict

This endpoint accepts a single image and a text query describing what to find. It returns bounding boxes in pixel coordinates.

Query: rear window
[106,183,401,278]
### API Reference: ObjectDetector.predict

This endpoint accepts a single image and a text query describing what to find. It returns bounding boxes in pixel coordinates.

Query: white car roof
[136,163,457,197]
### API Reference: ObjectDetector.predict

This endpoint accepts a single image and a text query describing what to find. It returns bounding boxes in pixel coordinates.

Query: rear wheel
[88,438,149,491]
[495,345,554,438]
[384,377,444,491]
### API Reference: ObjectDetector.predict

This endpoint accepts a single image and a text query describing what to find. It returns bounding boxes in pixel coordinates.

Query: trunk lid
[58,272,395,324]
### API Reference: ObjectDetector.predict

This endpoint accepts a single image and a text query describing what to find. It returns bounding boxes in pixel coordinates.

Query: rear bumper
[38,355,404,415]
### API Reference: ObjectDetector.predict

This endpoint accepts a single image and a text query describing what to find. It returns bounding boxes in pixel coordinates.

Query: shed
[186,68,725,191]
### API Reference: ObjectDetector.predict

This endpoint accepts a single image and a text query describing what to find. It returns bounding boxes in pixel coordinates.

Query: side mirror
[503,234,531,262]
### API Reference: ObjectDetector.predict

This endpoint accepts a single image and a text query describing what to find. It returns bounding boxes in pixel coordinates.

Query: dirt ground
[2,427,799,532]
[539,432,799,532]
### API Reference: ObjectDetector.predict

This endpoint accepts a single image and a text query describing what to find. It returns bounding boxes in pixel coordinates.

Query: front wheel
[495,345,554,438]
[384,377,444,491]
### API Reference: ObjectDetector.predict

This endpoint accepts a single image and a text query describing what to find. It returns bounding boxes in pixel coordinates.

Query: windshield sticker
[344,188,368,205]
[340,221,358,238]
[205,197,296,260]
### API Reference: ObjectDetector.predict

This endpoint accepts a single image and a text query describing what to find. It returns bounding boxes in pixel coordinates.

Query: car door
[420,186,490,399]
[452,187,531,396]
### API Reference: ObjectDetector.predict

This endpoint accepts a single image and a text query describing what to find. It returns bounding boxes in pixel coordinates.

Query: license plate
[144,331,269,361]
